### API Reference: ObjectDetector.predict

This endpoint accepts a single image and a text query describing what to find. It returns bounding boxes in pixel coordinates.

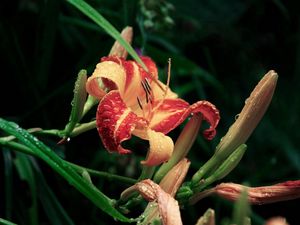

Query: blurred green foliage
[0,0,299,224]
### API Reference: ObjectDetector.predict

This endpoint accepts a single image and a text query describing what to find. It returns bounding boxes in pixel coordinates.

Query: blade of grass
[0,140,137,185]
[0,118,133,223]
[0,218,18,225]
[30,159,75,225]
[34,0,59,90]
[66,0,147,71]
[2,149,13,220]
[14,153,38,225]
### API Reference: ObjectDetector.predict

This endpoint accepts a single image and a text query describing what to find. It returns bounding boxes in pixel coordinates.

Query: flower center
[137,58,172,123]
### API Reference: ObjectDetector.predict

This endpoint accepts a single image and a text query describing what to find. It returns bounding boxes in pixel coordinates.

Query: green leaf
[2,149,13,219]
[0,218,18,225]
[66,0,148,71]
[232,187,251,225]
[30,160,75,225]
[0,118,133,223]
[14,153,38,225]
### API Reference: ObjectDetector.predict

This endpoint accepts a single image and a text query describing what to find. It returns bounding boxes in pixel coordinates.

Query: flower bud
[135,179,183,225]
[137,159,190,225]
[195,208,215,225]
[64,69,87,136]
[264,217,289,225]
[215,180,300,205]
[215,70,278,158]
[159,158,191,196]
[191,71,278,185]
[154,115,201,182]
[109,26,133,58]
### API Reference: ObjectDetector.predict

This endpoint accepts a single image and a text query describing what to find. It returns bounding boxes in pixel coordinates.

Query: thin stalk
[138,165,156,181]
[0,140,136,185]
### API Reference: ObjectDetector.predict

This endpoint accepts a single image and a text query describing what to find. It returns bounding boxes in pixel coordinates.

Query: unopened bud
[154,115,202,183]
[159,158,191,197]
[264,217,289,225]
[191,71,278,185]
[64,70,87,136]
[109,26,133,58]
[215,70,278,158]
[195,208,215,225]
[215,180,300,205]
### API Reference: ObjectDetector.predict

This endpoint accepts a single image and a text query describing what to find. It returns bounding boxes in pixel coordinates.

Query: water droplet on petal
[235,114,240,120]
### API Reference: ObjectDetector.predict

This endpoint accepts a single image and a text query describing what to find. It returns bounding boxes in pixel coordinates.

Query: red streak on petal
[276,180,300,187]
[151,99,190,133]
[151,99,220,140]
[96,90,137,154]
[100,55,158,90]
[190,100,220,140]
[140,56,158,81]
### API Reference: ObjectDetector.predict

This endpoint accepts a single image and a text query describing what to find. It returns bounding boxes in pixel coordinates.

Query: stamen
[165,58,171,93]
[147,72,164,91]
[137,96,143,110]
[146,91,149,103]
[148,94,153,104]
[144,78,152,92]
[141,81,149,95]
[148,58,172,121]
[141,81,150,103]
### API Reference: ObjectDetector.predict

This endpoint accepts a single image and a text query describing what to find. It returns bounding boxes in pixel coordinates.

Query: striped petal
[150,99,220,140]
[86,56,159,107]
[135,179,183,225]
[96,90,138,154]
[86,58,126,99]
[141,129,174,166]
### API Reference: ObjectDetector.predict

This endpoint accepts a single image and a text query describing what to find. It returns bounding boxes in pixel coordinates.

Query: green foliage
[1,0,299,224]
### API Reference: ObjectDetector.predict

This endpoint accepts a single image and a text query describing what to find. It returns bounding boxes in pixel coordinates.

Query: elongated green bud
[64,69,87,136]
[154,114,202,183]
[192,144,246,193]
[195,208,215,225]
[207,144,246,183]
[191,71,277,185]
[109,26,133,58]
[215,70,278,157]
[232,187,251,225]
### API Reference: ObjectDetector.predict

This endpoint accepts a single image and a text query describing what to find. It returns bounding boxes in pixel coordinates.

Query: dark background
[1,0,299,224]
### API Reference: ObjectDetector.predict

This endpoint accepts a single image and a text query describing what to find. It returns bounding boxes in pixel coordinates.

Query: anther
[137,96,143,110]
[144,78,152,92]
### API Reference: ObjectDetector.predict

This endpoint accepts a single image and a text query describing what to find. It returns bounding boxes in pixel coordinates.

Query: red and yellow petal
[97,56,159,108]
[96,90,138,154]
[141,129,174,166]
[86,59,126,99]
[149,99,220,140]
[149,99,190,133]
[189,100,220,140]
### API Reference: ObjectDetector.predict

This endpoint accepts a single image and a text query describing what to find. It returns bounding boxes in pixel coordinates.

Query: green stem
[35,120,96,138]
[68,162,136,185]
[138,165,156,181]
[190,155,219,187]
[0,140,136,185]
[69,120,96,137]
[82,95,98,118]
[154,114,202,183]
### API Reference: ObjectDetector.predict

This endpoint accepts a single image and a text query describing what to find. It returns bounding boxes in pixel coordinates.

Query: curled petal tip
[96,90,138,154]
[203,129,217,141]
[191,101,220,140]
[141,129,174,166]
[109,26,133,58]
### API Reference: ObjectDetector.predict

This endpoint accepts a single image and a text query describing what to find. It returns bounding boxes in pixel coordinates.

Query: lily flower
[86,55,220,165]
